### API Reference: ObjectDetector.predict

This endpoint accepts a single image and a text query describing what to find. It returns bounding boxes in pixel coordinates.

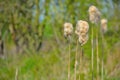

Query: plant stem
[91,25,94,80]
[15,68,18,80]
[74,40,78,80]
[101,30,104,80]
[101,57,104,80]
[79,46,83,80]
[96,26,99,80]
[68,43,71,80]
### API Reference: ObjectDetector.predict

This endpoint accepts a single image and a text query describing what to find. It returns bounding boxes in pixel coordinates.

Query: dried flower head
[101,19,108,33]
[75,20,89,36]
[64,22,73,37]
[88,5,101,24]
[78,34,89,46]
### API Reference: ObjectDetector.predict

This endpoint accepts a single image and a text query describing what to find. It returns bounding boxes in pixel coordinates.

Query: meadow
[0,0,120,80]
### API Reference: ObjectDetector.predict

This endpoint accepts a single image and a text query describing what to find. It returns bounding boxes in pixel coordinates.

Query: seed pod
[64,22,73,38]
[78,34,89,46]
[88,5,101,24]
[101,19,108,33]
[75,20,89,36]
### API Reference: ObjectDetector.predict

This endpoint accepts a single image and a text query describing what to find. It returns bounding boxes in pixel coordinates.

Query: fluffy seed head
[101,19,108,33]
[88,5,101,24]
[75,20,89,36]
[78,34,89,46]
[89,5,98,13]
[64,22,73,37]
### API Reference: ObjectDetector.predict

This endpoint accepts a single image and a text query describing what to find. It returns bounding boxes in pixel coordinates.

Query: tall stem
[96,26,99,80]
[101,54,104,80]
[101,30,104,80]
[74,40,78,80]
[91,25,94,80]
[68,42,71,80]
[15,68,18,80]
[79,46,83,80]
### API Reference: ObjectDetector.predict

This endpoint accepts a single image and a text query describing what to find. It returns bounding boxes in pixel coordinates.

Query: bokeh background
[0,0,120,80]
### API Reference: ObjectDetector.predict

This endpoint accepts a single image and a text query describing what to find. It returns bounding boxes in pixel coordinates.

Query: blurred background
[0,0,120,80]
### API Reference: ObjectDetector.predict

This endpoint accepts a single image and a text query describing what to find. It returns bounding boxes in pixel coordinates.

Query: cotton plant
[88,5,102,80]
[64,22,73,80]
[75,20,89,80]
[101,19,108,34]
[63,5,108,80]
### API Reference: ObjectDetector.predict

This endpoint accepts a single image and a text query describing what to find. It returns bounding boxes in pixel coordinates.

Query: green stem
[91,25,94,80]
[101,29,104,80]
[74,40,78,80]
[68,43,71,80]
[79,46,83,80]
[96,25,99,80]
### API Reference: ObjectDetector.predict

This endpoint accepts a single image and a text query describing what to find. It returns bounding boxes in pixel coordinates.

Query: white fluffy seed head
[101,19,108,33]
[78,34,89,46]
[89,5,98,14]
[75,20,89,36]
[64,22,73,37]
[88,5,101,24]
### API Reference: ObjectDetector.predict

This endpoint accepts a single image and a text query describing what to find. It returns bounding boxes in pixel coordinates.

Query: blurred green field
[0,0,120,80]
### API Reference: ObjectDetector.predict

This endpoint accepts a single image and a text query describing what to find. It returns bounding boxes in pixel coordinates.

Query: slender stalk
[96,26,99,80]
[79,46,83,80]
[91,25,94,80]
[68,42,71,80]
[101,55,104,80]
[74,40,78,80]
[101,30,104,80]
[15,68,18,80]
[79,75,80,80]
